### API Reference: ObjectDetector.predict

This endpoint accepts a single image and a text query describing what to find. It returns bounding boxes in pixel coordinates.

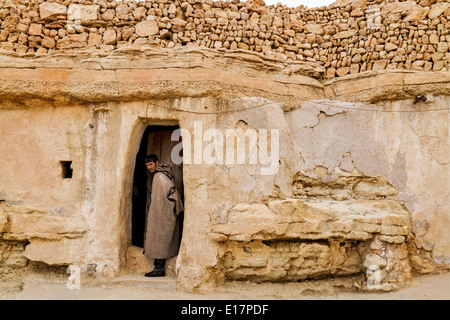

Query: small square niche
[61,161,73,179]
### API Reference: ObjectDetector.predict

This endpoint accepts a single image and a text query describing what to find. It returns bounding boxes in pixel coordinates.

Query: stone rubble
[0,0,448,77]
[210,170,418,291]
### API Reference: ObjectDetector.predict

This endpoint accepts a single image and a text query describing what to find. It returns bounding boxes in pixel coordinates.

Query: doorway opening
[131,125,184,250]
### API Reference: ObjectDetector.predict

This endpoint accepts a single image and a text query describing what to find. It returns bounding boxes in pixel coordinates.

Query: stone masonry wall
[0,0,449,78]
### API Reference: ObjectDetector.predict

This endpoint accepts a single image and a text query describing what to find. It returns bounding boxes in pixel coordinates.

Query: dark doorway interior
[131,125,184,248]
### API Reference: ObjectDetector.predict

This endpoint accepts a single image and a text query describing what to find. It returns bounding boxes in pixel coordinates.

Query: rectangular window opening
[61,161,73,179]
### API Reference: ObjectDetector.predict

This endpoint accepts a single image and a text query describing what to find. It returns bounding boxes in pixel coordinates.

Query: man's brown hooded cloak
[144,164,184,259]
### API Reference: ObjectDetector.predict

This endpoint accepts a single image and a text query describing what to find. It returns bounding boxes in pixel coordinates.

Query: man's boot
[145,258,166,277]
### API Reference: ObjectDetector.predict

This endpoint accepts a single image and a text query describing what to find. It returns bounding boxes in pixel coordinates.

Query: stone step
[111,274,177,291]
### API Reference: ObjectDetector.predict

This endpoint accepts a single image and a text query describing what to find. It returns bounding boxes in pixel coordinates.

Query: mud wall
[0,46,448,292]
[0,0,448,294]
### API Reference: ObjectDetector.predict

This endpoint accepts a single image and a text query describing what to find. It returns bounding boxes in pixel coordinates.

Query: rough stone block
[5,213,88,241]
[428,3,450,19]
[213,199,410,242]
[364,253,387,268]
[39,2,67,20]
[381,2,429,22]
[333,30,357,40]
[373,59,387,70]
[23,238,85,265]
[135,20,159,37]
[0,211,8,233]
[354,180,398,197]
[103,29,117,45]
[336,66,350,77]
[67,4,99,22]
[28,23,42,36]
[125,245,152,274]
[224,239,361,282]
[0,240,27,267]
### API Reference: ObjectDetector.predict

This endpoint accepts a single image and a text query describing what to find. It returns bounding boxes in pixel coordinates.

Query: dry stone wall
[0,0,449,78]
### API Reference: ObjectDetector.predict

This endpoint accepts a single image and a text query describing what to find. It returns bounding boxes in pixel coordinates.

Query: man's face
[145,161,158,173]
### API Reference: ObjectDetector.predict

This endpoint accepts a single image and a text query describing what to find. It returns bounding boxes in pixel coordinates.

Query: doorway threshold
[111,274,177,291]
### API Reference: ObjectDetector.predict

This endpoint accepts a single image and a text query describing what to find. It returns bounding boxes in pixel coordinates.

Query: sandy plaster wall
[0,49,448,290]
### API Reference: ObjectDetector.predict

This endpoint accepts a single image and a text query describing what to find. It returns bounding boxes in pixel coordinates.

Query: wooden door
[147,127,184,203]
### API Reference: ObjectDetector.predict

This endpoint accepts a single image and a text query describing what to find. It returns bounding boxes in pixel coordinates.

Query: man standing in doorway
[143,154,184,277]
